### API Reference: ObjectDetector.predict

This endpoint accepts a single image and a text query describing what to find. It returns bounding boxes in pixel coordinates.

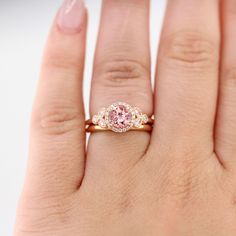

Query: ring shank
[85,117,154,125]
[86,124,153,132]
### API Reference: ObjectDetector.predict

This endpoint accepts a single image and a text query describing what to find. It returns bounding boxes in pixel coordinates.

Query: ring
[86,124,153,133]
[86,102,154,133]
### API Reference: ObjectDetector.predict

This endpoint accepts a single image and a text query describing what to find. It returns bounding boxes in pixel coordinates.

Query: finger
[151,0,220,156]
[215,0,236,170]
[87,0,152,176]
[23,0,87,199]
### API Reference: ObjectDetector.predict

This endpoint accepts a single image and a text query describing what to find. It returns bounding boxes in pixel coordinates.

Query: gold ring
[86,124,152,133]
[86,102,154,133]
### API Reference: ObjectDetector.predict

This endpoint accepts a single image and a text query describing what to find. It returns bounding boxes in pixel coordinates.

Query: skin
[14,0,236,235]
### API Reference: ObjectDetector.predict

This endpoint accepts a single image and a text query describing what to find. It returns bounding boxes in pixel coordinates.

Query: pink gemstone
[108,104,132,129]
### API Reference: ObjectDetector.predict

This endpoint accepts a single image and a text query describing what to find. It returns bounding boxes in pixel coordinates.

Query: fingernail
[57,0,85,34]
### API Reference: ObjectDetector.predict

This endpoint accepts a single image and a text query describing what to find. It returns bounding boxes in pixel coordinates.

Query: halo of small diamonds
[92,102,150,133]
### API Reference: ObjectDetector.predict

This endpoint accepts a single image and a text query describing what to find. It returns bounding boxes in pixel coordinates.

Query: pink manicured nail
[57,0,85,34]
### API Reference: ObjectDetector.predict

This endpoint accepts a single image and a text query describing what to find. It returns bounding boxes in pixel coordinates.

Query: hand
[14,0,236,235]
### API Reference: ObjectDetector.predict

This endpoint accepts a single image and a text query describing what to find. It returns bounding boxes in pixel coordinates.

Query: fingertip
[57,0,86,35]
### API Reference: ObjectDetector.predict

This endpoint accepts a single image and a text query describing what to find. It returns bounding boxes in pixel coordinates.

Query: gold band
[85,117,154,126]
[86,124,153,133]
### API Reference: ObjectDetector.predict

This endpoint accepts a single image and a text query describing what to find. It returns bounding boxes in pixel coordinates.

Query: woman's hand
[14,0,236,235]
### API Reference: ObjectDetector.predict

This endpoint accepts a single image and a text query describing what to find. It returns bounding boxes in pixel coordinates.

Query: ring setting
[86,102,153,133]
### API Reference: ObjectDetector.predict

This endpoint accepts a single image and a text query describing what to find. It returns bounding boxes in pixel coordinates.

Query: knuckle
[160,31,218,71]
[158,158,209,206]
[115,179,137,214]
[81,178,136,216]
[94,59,150,91]
[92,60,151,108]
[33,104,84,135]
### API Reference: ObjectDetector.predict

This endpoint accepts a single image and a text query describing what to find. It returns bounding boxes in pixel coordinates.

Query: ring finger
[86,0,152,178]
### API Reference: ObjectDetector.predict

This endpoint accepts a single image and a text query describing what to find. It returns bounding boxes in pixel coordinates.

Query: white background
[0,0,166,235]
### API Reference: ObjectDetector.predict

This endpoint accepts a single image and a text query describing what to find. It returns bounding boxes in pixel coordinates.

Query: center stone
[108,104,132,129]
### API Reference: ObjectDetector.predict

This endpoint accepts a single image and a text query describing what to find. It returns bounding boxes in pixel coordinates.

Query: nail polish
[57,0,85,34]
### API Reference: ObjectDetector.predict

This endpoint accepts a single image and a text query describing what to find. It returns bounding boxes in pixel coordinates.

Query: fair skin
[14,0,236,235]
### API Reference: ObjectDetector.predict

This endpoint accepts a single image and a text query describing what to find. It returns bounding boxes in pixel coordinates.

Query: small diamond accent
[92,115,99,125]
[142,114,148,124]
[98,119,107,128]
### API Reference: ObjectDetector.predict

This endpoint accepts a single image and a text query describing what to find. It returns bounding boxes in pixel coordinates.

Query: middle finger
[151,0,220,158]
